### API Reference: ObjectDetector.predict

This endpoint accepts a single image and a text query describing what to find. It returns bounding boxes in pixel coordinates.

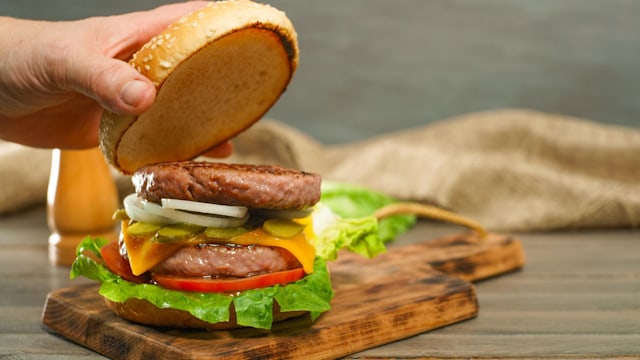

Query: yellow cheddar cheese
[121,220,316,276]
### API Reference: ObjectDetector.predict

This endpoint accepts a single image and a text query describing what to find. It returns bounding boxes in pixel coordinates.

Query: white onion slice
[142,199,248,228]
[255,207,314,220]
[161,198,248,219]
[123,194,175,225]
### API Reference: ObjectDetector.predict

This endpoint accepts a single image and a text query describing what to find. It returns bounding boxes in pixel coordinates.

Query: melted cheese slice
[121,221,183,276]
[121,221,316,276]
[222,229,316,274]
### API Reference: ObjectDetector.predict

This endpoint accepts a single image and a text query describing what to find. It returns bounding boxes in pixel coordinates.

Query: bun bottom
[104,297,307,330]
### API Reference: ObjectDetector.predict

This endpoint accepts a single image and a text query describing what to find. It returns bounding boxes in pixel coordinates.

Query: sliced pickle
[112,208,130,221]
[154,223,205,243]
[204,226,249,240]
[127,222,161,236]
[262,219,305,238]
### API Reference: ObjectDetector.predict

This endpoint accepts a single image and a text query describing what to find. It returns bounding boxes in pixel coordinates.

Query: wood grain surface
[41,232,524,360]
[2,207,639,358]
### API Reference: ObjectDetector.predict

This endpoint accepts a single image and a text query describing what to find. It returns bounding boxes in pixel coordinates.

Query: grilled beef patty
[132,161,321,210]
[151,243,302,278]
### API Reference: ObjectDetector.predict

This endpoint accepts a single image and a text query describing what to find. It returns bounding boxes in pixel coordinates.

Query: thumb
[69,53,156,115]
[62,2,210,115]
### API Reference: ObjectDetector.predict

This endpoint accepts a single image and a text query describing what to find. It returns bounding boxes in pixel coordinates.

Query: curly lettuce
[319,181,416,244]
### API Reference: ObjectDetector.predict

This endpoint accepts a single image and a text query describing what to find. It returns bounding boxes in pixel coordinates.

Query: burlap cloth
[2,109,638,232]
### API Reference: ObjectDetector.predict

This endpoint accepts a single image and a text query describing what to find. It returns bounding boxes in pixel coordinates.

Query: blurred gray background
[3,0,639,144]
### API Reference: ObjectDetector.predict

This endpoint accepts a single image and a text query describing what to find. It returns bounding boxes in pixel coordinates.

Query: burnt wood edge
[426,232,526,282]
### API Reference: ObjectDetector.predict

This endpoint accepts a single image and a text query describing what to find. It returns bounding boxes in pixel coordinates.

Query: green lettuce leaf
[71,237,333,330]
[69,237,111,282]
[313,216,383,261]
[320,181,416,244]
[275,260,333,320]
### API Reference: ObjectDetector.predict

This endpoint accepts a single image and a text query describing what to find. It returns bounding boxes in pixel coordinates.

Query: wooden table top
[1,206,639,359]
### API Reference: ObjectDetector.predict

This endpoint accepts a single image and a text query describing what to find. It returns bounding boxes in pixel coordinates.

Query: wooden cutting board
[42,232,524,360]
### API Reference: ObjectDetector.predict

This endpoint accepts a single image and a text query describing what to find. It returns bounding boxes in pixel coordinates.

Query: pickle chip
[112,209,130,221]
[204,226,249,240]
[127,222,161,236]
[262,219,304,238]
[154,223,205,243]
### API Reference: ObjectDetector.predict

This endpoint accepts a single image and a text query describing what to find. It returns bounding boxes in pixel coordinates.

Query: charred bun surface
[99,0,299,174]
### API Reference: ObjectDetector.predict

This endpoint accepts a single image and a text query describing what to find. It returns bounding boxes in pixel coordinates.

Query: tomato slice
[151,268,306,293]
[100,241,149,284]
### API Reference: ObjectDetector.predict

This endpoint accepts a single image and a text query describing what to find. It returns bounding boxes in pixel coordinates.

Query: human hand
[0,1,231,154]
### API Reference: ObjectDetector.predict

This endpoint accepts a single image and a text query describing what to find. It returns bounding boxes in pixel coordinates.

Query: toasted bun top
[100,0,299,174]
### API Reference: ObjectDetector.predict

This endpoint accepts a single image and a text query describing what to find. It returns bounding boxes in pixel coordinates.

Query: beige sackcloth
[1,109,639,232]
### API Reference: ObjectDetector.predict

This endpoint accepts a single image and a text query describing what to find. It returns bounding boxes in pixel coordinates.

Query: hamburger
[70,0,386,330]
[74,161,335,330]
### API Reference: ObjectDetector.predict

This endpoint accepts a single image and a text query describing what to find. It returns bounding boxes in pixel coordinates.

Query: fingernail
[120,80,149,107]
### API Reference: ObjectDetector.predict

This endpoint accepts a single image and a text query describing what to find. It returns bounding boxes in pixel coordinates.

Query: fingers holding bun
[100,0,299,174]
